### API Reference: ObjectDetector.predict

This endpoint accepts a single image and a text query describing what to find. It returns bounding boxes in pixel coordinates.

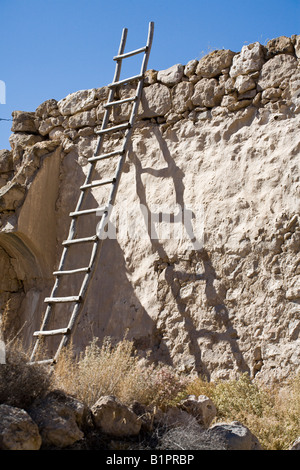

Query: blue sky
[0,0,299,149]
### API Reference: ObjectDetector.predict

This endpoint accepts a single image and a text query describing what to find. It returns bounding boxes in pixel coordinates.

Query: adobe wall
[0,35,299,383]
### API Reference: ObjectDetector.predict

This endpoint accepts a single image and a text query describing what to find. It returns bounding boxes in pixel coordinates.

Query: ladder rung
[30,359,55,365]
[88,149,124,163]
[95,122,130,135]
[62,235,98,246]
[33,327,71,337]
[69,206,108,217]
[113,46,147,60]
[44,296,82,303]
[108,74,143,88]
[53,267,91,276]
[80,178,116,190]
[103,96,137,108]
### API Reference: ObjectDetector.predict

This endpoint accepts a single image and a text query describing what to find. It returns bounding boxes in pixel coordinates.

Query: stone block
[91,396,141,437]
[172,81,193,113]
[230,42,265,78]
[266,36,294,57]
[157,64,184,86]
[192,78,224,108]
[11,111,37,133]
[196,49,236,78]
[58,89,97,115]
[139,83,171,118]
[258,54,298,90]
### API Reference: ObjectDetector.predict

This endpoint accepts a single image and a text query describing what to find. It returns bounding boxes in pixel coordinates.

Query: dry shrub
[0,340,52,409]
[254,373,300,450]
[53,337,187,409]
[186,372,300,450]
[158,421,227,451]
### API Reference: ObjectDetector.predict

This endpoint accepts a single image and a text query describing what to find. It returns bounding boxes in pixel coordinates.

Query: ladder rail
[30,22,154,364]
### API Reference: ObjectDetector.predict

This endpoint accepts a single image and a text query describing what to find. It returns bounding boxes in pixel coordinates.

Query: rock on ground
[0,404,42,450]
[91,395,141,437]
[178,395,217,428]
[206,421,263,450]
[27,390,88,448]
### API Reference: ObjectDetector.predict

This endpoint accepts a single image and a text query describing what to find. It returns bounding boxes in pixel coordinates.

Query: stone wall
[0,35,299,383]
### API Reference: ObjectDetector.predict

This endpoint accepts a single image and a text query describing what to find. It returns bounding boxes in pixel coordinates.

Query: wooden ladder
[30,21,154,364]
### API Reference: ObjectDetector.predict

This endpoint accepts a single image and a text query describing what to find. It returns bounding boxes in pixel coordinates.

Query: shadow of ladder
[30,21,155,365]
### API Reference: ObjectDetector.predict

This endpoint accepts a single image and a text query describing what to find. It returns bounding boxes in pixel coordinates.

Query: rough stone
[286,285,300,301]
[28,390,86,448]
[196,49,236,78]
[266,36,295,57]
[257,54,298,90]
[139,83,171,118]
[49,127,65,140]
[184,59,198,78]
[224,76,236,94]
[206,421,262,450]
[144,69,158,85]
[0,150,13,173]
[172,81,193,113]
[179,395,217,428]
[35,99,59,119]
[9,133,43,153]
[68,109,96,129]
[234,75,256,94]
[58,88,97,115]
[11,111,37,133]
[191,78,224,107]
[238,89,256,100]
[157,64,184,86]
[221,93,252,111]
[0,404,42,450]
[38,116,64,136]
[295,35,300,59]
[111,82,137,123]
[261,87,282,101]
[230,42,265,78]
[91,396,141,437]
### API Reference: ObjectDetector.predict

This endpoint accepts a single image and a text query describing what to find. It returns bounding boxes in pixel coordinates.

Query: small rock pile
[0,389,299,450]
[0,389,256,450]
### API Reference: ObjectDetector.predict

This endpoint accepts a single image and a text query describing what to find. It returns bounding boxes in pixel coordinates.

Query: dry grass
[0,340,52,409]
[186,372,300,450]
[53,337,187,409]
